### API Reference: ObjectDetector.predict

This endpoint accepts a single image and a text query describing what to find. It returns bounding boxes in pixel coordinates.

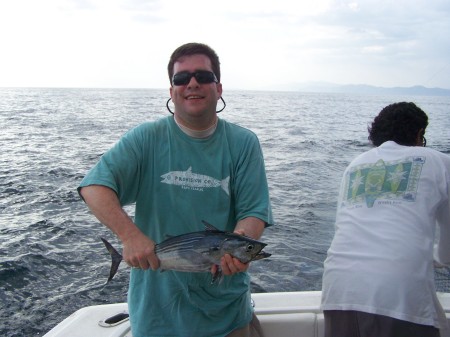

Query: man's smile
[185,95,204,100]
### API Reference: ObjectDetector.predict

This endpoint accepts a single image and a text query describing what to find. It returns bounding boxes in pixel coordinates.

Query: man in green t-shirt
[78,42,273,337]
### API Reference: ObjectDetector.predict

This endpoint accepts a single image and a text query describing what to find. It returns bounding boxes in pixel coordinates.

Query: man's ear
[416,128,425,146]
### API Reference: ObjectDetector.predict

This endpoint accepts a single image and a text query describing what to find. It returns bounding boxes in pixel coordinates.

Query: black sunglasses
[172,71,218,86]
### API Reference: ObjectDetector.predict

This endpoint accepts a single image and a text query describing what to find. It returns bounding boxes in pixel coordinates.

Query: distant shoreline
[285,83,450,96]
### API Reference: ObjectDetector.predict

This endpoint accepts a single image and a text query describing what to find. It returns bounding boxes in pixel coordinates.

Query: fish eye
[246,244,254,252]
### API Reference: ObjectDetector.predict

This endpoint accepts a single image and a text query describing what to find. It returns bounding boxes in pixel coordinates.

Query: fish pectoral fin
[211,266,223,285]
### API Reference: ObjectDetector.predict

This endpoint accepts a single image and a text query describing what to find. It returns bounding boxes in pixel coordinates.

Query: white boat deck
[43,291,450,337]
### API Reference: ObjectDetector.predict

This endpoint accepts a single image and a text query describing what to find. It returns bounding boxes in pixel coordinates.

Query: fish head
[222,235,269,264]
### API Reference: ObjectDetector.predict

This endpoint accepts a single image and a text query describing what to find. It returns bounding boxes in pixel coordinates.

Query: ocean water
[0,88,449,336]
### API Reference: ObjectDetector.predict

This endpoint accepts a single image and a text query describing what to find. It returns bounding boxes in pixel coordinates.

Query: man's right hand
[79,185,160,271]
[122,231,160,270]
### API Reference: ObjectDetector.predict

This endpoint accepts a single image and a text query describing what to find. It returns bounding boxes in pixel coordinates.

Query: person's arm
[80,185,159,270]
[435,196,450,267]
[220,216,266,275]
[234,216,266,240]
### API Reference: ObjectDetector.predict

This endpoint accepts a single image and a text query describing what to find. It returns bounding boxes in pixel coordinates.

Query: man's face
[170,54,222,128]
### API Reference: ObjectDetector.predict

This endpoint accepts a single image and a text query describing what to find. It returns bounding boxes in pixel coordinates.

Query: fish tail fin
[101,237,123,283]
[221,176,230,196]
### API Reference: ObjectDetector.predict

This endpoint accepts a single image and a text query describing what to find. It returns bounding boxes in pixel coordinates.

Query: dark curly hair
[368,102,428,147]
[167,42,221,85]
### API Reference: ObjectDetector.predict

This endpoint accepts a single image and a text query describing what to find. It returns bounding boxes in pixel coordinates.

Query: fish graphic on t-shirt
[161,167,230,195]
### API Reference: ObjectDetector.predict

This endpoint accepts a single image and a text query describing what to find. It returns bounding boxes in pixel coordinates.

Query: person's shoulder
[425,147,450,157]
[137,116,171,128]
[129,116,172,134]
[220,119,258,139]
[424,147,450,165]
[345,153,370,169]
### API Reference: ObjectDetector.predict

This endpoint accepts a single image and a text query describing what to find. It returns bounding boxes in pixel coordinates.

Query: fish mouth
[252,251,271,261]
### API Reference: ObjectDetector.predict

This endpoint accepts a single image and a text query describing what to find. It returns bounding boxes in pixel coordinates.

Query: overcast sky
[1,0,449,90]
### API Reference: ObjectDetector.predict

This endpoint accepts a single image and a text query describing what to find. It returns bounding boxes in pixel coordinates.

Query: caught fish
[101,220,271,284]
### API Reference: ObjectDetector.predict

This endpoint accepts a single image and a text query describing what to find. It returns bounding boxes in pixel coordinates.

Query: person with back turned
[321,102,450,337]
[78,42,273,337]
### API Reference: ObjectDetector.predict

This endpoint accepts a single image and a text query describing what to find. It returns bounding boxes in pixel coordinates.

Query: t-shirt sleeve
[78,126,144,206]
[232,133,273,227]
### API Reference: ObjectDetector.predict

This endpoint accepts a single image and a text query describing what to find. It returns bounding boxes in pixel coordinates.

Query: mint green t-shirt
[79,116,273,337]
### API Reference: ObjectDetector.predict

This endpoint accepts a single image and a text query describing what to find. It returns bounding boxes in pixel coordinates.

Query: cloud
[0,0,448,89]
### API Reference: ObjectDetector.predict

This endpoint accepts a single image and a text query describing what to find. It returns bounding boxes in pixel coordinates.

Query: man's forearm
[79,185,140,241]
[234,216,265,239]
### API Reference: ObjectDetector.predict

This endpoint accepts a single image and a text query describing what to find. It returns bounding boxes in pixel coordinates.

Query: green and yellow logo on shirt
[343,157,425,208]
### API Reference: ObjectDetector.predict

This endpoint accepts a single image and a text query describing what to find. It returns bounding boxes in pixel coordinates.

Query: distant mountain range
[289,82,450,96]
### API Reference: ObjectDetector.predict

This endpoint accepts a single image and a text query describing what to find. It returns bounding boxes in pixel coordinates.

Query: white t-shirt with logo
[322,141,450,330]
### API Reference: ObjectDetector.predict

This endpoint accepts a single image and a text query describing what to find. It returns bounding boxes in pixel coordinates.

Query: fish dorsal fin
[202,220,223,232]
